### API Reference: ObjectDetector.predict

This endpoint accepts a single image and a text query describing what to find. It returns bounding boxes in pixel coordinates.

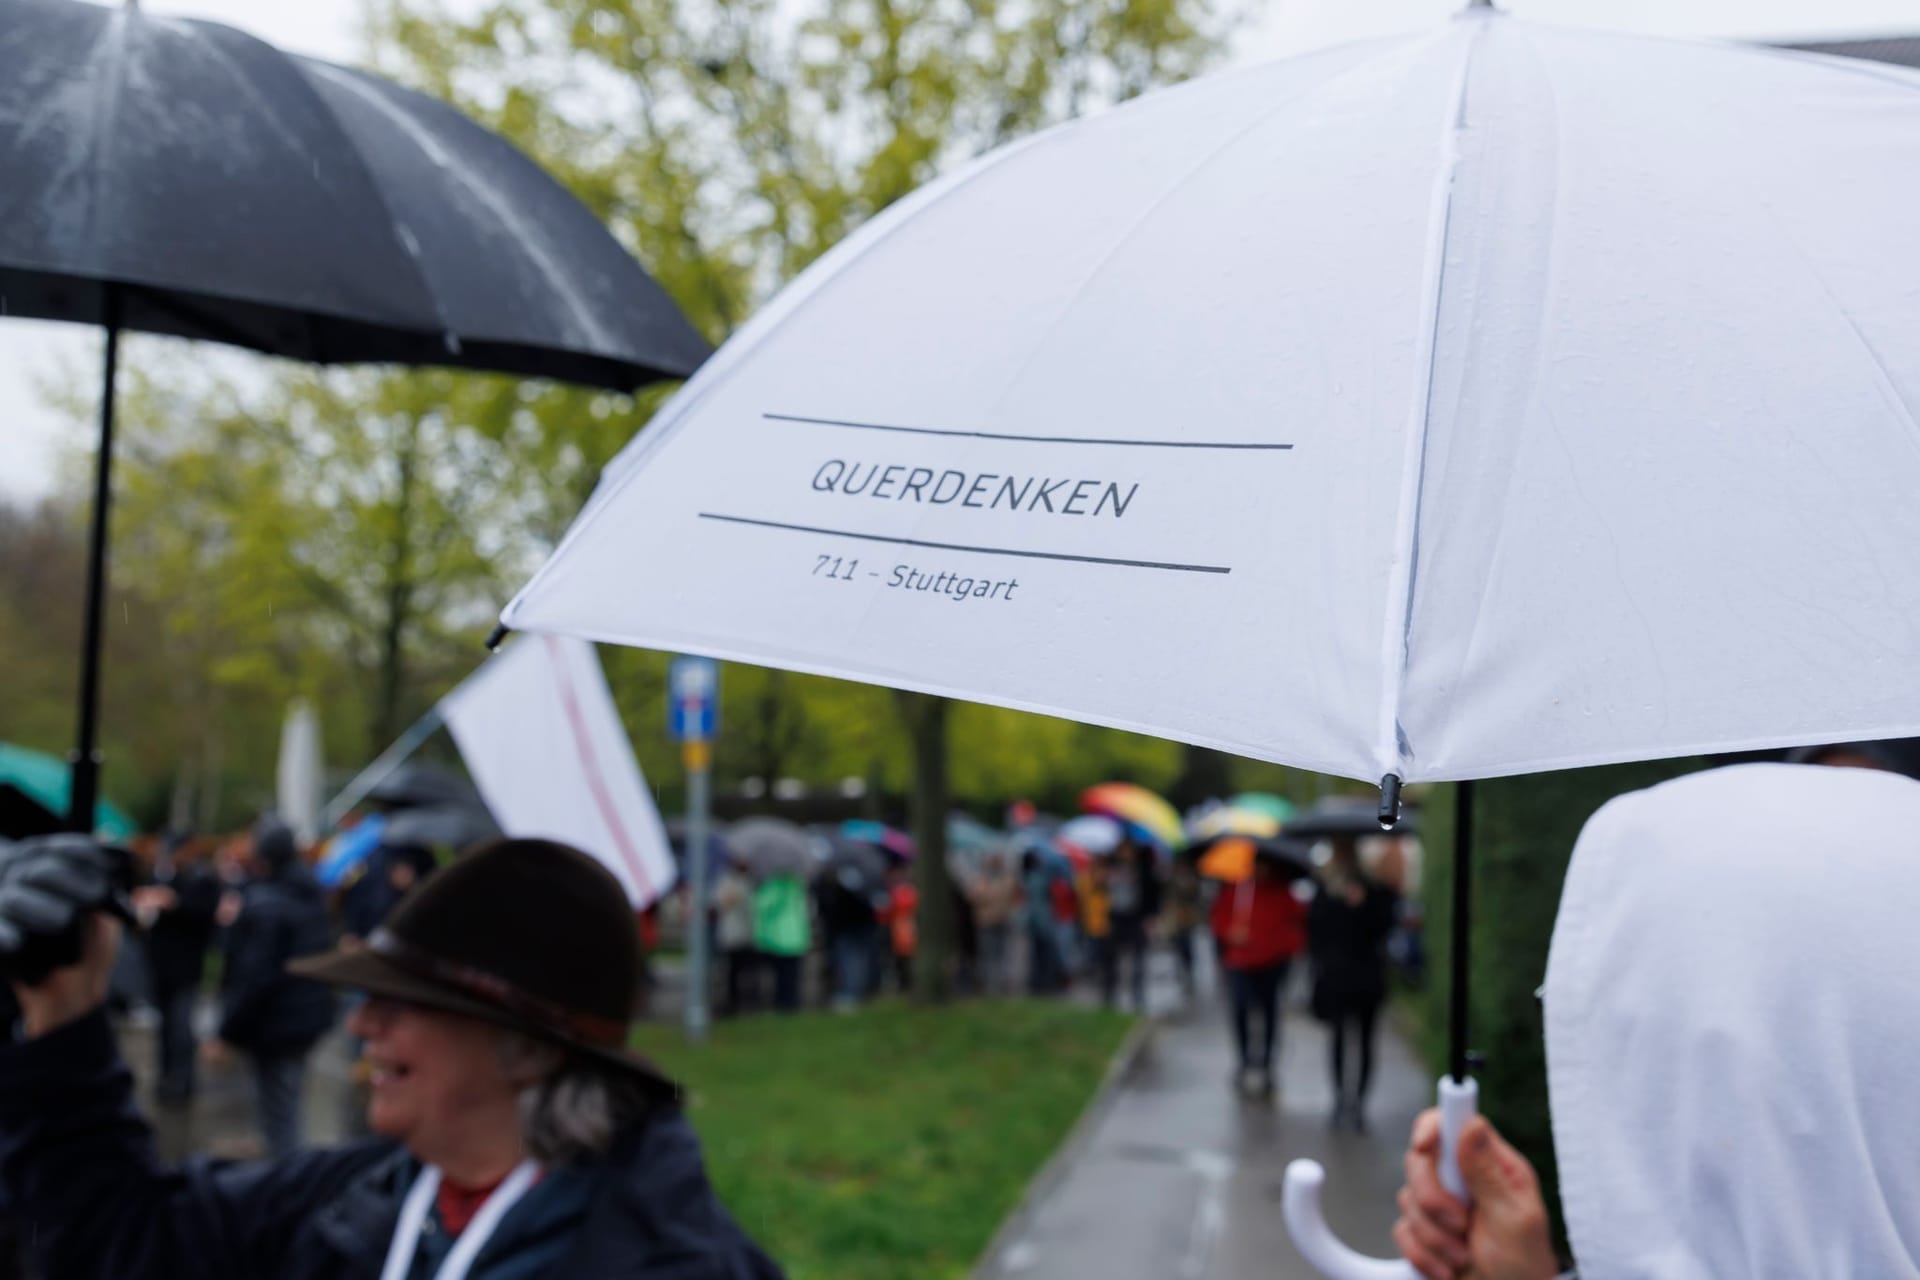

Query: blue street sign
[668,656,719,742]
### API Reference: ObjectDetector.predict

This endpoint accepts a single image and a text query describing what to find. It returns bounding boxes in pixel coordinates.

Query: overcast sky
[4,0,1915,500]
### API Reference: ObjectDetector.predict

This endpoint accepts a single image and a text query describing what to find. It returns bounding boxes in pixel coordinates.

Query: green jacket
[751,877,811,956]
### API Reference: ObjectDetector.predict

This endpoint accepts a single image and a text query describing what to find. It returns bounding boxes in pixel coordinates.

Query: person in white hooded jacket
[1395,755,1920,1280]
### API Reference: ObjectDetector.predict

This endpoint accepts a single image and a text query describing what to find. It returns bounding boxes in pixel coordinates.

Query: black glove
[0,835,129,985]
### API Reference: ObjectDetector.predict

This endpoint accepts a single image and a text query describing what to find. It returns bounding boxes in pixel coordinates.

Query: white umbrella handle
[1282,1077,1478,1280]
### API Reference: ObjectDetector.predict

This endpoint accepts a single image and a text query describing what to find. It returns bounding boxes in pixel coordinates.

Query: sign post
[669,656,719,1042]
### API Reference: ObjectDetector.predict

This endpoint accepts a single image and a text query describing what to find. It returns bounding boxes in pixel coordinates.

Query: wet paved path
[977,949,1429,1280]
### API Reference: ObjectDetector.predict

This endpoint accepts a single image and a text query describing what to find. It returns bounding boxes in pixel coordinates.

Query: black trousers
[767,954,802,1012]
[154,984,199,1100]
[1328,996,1382,1104]
[721,947,756,1014]
[1226,961,1289,1071]
[1101,915,1149,1009]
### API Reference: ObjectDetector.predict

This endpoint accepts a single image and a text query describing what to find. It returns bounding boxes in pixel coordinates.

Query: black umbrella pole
[1449,778,1474,1083]
[69,287,122,833]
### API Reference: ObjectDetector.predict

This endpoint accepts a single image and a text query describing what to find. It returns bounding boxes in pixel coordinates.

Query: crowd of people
[4,746,1916,1280]
[696,809,1418,1126]
[0,827,782,1279]
[98,814,477,1157]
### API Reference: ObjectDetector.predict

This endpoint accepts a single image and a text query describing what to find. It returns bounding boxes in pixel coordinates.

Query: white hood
[1545,763,1920,1280]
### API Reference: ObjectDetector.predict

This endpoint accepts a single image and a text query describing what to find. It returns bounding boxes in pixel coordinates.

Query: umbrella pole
[68,285,123,833]
[317,704,448,833]
[1449,778,1474,1083]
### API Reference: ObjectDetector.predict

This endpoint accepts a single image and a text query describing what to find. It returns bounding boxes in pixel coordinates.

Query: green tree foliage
[0,495,184,827]
[22,0,1246,843]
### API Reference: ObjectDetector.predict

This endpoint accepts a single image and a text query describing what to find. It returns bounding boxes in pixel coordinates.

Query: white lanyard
[379,1158,541,1280]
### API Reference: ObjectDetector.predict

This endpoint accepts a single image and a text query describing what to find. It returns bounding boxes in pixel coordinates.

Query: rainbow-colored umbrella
[1080,783,1185,851]
[1188,804,1282,842]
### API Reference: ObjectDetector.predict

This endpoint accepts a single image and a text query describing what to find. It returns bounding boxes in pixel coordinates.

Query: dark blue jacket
[0,1012,786,1279]
[143,861,221,994]
[218,867,336,1055]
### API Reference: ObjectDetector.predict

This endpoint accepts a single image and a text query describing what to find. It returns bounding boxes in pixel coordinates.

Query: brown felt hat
[290,837,678,1101]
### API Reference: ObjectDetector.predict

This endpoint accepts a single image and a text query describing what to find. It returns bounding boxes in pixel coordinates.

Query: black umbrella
[1,0,713,831]
[382,803,501,855]
[366,762,484,813]
[1283,795,1421,840]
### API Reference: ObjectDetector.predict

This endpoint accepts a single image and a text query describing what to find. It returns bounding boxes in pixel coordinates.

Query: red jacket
[1209,879,1307,971]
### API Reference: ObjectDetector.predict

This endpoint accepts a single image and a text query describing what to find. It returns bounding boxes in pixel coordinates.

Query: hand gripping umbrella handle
[1282,1076,1479,1280]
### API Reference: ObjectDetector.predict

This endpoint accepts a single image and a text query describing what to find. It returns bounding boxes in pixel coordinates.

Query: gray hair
[495,1031,659,1164]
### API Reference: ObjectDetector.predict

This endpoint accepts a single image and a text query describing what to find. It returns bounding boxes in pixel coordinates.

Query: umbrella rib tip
[1377,775,1403,829]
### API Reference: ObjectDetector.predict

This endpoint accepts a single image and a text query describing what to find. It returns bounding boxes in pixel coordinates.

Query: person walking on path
[1163,859,1204,1000]
[131,833,221,1105]
[0,834,784,1280]
[216,818,336,1156]
[881,864,919,994]
[1103,838,1162,1012]
[1079,858,1114,1001]
[1021,851,1064,994]
[752,870,811,1013]
[712,859,758,1016]
[968,851,1022,995]
[1209,854,1307,1098]
[1308,836,1398,1132]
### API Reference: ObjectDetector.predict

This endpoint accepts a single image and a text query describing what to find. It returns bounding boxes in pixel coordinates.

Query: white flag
[276,700,323,846]
[441,635,676,908]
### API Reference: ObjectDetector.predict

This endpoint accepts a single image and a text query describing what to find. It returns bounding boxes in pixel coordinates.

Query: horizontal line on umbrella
[764,413,1295,451]
[697,513,1233,574]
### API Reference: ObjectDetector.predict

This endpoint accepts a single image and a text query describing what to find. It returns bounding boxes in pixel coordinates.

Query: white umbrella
[1056,814,1124,857]
[508,13,1920,789]
[504,12,1920,1275]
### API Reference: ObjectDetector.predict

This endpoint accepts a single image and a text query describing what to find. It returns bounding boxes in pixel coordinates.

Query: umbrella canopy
[4,0,710,834]
[840,818,915,861]
[381,803,501,856]
[366,762,483,813]
[1187,803,1282,842]
[727,817,815,880]
[0,741,135,840]
[945,813,1010,885]
[1229,793,1295,824]
[1286,796,1420,841]
[1193,835,1314,885]
[946,814,1005,854]
[0,0,711,388]
[1080,783,1185,851]
[506,12,1920,788]
[501,19,1920,1267]
[315,814,387,889]
[1056,814,1124,858]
